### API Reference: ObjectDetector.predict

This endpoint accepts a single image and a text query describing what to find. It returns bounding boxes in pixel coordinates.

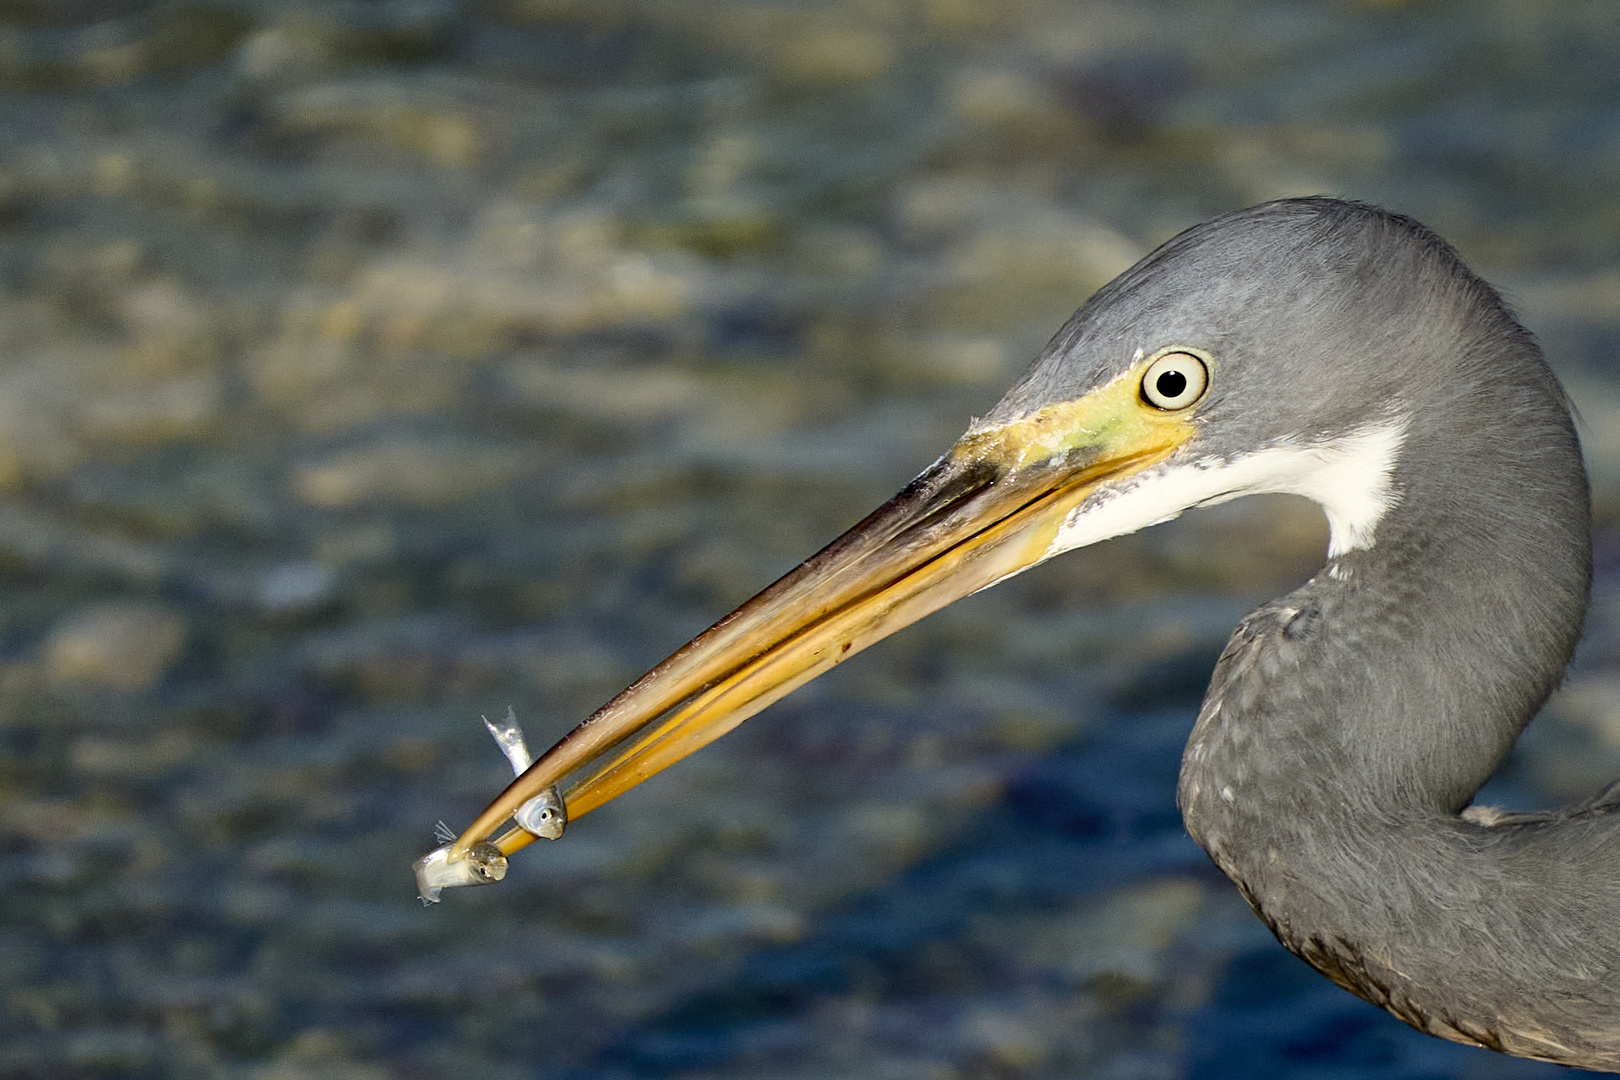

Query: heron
[428,197,1620,1070]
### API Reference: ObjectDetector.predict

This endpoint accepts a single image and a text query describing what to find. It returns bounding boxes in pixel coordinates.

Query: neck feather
[1175,344,1610,1064]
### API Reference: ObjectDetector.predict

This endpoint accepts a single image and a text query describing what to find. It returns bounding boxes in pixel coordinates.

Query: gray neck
[1174,343,1615,1063]
[1183,339,1589,819]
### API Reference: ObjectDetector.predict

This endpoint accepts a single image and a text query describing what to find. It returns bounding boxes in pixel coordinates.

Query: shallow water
[3,2,1620,1077]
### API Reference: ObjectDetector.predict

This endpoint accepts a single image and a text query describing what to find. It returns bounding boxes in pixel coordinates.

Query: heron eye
[1141,352,1208,410]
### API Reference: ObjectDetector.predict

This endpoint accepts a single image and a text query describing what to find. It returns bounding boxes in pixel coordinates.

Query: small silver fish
[483,706,531,773]
[413,708,567,903]
[413,840,507,905]
[514,784,566,839]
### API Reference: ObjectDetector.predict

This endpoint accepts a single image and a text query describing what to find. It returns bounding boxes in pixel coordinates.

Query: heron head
[432,198,1529,874]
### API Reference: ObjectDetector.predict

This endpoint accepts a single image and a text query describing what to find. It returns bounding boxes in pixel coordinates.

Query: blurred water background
[7,1,1620,1077]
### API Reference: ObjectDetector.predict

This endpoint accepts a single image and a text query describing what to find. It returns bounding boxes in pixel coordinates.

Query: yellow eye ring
[1141,351,1209,410]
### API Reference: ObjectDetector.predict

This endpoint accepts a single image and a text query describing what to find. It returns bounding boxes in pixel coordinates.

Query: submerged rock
[43,602,188,691]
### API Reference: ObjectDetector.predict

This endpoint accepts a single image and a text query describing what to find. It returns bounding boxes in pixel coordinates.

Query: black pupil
[1155,369,1188,398]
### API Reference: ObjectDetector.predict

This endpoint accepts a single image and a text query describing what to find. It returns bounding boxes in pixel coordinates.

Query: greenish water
[2,2,1619,1077]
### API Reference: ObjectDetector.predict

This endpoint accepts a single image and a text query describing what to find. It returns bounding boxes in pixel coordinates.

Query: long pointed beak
[449,364,1199,861]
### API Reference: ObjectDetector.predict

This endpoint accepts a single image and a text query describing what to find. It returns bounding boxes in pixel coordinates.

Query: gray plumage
[993,199,1614,1067]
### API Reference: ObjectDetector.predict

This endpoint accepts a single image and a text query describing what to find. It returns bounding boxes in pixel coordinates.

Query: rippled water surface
[5,2,1620,1077]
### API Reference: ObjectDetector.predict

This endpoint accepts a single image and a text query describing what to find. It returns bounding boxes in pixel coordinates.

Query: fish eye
[1141,351,1209,410]
[466,842,509,883]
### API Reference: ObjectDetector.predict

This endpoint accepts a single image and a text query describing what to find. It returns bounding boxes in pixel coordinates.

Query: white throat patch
[1047,418,1409,561]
